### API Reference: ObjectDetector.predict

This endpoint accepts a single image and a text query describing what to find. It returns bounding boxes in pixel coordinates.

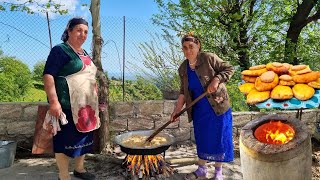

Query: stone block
[179,116,192,128]
[154,116,178,129]
[0,103,22,119]
[136,101,163,116]
[128,117,154,130]
[7,121,36,135]
[163,101,176,115]
[164,128,190,142]
[232,112,253,128]
[0,122,6,135]
[112,102,134,117]
[300,110,318,123]
[110,118,128,132]
[22,104,39,121]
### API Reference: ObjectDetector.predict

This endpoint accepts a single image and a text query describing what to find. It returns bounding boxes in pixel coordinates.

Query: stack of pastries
[239,62,320,105]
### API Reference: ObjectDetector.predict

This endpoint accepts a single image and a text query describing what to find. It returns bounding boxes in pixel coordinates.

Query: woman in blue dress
[43,17,102,180]
[170,32,234,180]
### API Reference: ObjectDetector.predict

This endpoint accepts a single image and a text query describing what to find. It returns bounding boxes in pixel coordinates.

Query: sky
[0,0,166,78]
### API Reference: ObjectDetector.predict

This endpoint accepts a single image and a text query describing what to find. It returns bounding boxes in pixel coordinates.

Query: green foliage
[32,60,46,83]
[109,77,162,102]
[0,56,32,101]
[0,1,70,15]
[132,33,183,92]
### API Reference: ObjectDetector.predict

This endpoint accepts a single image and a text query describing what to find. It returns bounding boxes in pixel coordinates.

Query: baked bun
[255,74,279,91]
[292,84,315,101]
[279,74,293,81]
[242,75,257,83]
[292,72,319,84]
[308,81,320,89]
[279,80,296,86]
[241,68,267,77]
[266,62,290,75]
[249,64,266,70]
[239,83,255,95]
[270,85,293,100]
[260,71,276,83]
[289,65,311,76]
[246,89,270,104]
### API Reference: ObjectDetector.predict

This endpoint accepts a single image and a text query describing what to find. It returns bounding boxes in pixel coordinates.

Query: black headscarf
[61,17,89,42]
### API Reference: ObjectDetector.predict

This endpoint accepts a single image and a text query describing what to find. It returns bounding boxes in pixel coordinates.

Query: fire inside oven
[254,120,295,144]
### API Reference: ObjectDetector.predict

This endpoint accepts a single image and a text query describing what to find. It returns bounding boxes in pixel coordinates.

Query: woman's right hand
[170,111,181,122]
[49,101,62,119]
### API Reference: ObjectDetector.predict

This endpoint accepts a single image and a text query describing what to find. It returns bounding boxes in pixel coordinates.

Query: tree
[0,1,68,14]
[90,0,110,153]
[153,0,267,70]
[133,33,183,99]
[284,0,320,64]
[33,60,46,83]
[0,55,32,101]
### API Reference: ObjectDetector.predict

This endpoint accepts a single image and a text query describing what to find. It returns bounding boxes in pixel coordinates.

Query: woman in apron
[43,17,101,180]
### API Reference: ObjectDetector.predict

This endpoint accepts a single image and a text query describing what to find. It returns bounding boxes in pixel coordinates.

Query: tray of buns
[239,62,320,109]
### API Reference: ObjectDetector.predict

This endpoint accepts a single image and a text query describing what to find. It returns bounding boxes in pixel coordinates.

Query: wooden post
[90,0,110,153]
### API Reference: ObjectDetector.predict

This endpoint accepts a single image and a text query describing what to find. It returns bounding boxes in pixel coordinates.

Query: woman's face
[68,24,88,47]
[182,40,200,61]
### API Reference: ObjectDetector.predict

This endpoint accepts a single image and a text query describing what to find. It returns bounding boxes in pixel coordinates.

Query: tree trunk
[284,0,320,64]
[90,0,110,153]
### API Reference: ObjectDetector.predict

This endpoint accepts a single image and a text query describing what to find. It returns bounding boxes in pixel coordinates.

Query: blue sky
[0,0,167,78]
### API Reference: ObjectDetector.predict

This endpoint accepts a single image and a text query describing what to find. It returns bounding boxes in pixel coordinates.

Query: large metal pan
[114,130,175,155]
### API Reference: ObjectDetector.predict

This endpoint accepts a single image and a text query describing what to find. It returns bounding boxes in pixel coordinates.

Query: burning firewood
[123,154,174,179]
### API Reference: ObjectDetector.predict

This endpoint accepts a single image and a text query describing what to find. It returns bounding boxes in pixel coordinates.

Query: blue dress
[187,64,233,162]
[43,45,94,158]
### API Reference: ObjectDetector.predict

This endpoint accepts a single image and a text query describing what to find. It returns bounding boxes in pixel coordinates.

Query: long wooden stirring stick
[145,91,209,143]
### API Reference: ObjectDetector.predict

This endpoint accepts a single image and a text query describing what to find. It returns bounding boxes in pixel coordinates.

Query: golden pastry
[260,71,276,83]
[289,65,310,76]
[246,89,270,104]
[270,85,293,100]
[239,83,255,95]
[241,68,268,77]
[292,84,315,101]
[255,74,279,92]
[292,72,319,84]
[279,80,296,86]
[242,75,257,83]
[279,74,293,81]
[308,81,320,89]
[249,64,266,70]
[266,62,290,75]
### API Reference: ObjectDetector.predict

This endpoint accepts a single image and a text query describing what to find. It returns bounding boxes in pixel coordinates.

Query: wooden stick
[145,91,209,142]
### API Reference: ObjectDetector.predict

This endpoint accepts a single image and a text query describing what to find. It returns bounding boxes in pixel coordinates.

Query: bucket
[0,140,17,169]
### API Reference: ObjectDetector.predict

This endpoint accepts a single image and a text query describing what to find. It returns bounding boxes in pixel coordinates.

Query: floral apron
[65,54,100,133]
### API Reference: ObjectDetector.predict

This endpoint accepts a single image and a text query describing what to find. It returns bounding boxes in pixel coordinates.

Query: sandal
[185,171,207,180]
[185,165,207,180]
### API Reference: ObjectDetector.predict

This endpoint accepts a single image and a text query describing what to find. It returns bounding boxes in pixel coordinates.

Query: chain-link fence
[0,11,169,102]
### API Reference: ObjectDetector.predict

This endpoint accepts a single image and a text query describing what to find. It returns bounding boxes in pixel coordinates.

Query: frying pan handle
[146,91,209,142]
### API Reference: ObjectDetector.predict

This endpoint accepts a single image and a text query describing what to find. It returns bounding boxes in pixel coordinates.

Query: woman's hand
[170,110,181,122]
[207,77,220,94]
[49,101,62,119]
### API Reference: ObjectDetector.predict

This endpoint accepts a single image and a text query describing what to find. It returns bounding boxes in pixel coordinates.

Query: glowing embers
[254,120,295,144]
[123,154,174,179]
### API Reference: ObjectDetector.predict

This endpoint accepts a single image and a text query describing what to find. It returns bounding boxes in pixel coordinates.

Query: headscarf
[61,17,89,42]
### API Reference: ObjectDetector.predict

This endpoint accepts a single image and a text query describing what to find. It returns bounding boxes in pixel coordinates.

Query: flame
[254,120,295,144]
[124,155,167,176]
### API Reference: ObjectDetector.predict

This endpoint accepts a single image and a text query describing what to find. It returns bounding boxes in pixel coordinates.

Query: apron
[65,54,101,133]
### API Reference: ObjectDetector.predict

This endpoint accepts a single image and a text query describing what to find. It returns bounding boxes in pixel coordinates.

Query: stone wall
[0,102,319,150]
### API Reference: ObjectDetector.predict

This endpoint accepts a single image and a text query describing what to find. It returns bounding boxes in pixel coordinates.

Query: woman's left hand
[207,77,220,94]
